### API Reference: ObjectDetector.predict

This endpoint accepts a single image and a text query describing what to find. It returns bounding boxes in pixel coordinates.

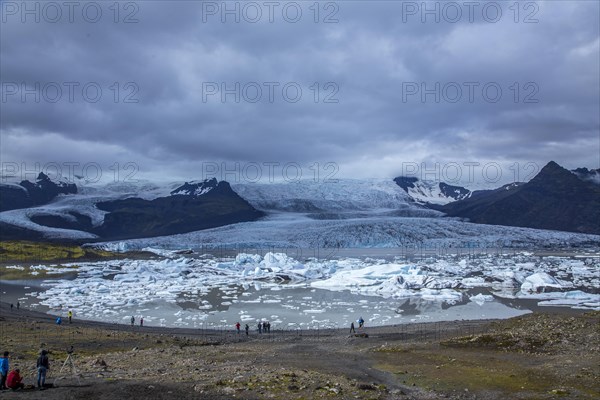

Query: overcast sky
[1,0,599,186]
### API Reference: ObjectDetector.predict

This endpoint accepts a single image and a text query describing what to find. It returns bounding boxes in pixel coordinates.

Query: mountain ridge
[0,172,77,212]
[436,161,600,234]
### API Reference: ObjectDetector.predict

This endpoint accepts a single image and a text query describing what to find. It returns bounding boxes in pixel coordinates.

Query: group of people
[236,318,365,336]
[234,321,271,335]
[9,302,20,311]
[257,320,271,333]
[130,316,144,327]
[0,350,50,391]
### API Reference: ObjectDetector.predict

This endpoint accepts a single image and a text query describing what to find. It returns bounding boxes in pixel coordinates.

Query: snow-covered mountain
[393,176,471,205]
[170,178,219,196]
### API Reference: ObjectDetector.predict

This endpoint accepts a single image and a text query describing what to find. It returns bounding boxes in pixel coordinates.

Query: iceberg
[520,272,566,293]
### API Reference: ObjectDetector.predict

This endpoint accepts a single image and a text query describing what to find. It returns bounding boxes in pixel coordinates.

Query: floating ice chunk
[521,272,565,293]
[235,253,262,265]
[537,291,600,309]
[420,289,463,304]
[470,293,494,305]
[303,309,325,314]
[461,277,487,287]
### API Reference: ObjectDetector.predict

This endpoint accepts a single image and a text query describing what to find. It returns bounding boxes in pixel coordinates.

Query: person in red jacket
[6,369,24,390]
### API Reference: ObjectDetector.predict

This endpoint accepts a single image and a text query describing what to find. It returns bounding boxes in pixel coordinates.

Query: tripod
[56,352,81,386]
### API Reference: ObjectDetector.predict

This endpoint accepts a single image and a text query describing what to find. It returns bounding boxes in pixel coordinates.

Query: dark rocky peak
[1,172,77,212]
[526,161,591,194]
[393,176,418,191]
[36,172,51,181]
[439,182,471,201]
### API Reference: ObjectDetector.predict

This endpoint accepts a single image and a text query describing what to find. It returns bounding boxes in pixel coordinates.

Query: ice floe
[15,250,596,327]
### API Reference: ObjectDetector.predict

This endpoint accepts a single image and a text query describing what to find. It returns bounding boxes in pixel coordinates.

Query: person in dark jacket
[36,350,49,390]
[6,369,24,390]
[0,351,9,390]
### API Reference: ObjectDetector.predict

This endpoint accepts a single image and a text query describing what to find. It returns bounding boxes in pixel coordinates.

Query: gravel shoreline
[1,301,598,399]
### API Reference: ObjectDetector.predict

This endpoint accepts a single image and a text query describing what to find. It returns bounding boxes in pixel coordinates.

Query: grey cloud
[1,0,598,183]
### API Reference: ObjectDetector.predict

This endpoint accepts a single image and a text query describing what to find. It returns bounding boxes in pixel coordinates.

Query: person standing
[235,322,241,334]
[257,322,262,334]
[68,310,73,324]
[0,351,9,390]
[140,317,144,327]
[130,316,135,327]
[358,317,364,329]
[245,324,249,336]
[16,302,20,311]
[350,322,355,334]
[36,350,49,390]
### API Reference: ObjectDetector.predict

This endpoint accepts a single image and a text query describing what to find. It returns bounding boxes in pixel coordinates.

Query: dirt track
[0,302,598,399]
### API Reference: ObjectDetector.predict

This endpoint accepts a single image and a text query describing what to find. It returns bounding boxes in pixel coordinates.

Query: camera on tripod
[66,345,74,355]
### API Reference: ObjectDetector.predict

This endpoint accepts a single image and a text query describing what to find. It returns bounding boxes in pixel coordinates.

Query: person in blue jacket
[0,351,9,390]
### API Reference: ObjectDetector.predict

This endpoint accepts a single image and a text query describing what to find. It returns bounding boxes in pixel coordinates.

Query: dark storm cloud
[1,0,598,183]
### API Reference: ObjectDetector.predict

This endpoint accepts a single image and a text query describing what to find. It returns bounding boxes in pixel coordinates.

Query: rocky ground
[0,302,598,399]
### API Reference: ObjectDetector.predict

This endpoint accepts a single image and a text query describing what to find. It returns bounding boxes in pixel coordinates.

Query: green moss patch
[0,241,114,263]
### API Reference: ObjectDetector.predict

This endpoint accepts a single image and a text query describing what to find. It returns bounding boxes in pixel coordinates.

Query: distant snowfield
[19,250,599,328]
[231,179,421,211]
